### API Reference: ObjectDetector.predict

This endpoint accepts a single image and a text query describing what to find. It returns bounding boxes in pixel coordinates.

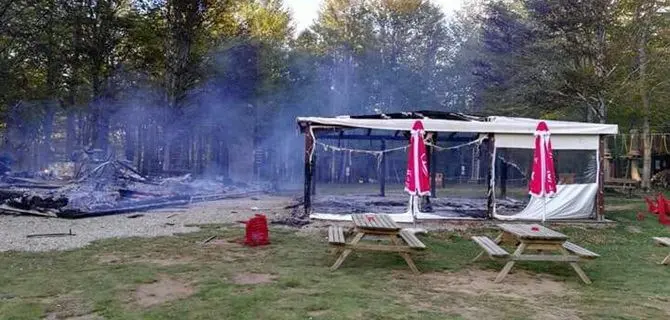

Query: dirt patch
[134,278,195,308]
[626,225,643,233]
[208,238,241,247]
[133,257,193,266]
[46,314,105,320]
[419,269,573,298]
[394,269,579,320]
[606,203,640,212]
[97,254,193,266]
[43,292,96,320]
[97,254,122,264]
[231,273,277,285]
[307,309,329,317]
[65,314,105,320]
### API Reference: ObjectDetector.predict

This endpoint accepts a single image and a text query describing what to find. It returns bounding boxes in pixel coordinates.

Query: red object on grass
[366,215,376,222]
[657,196,670,226]
[645,196,659,214]
[531,226,540,231]
[636,212,646,221]
[529,121,557,198]
[658,194,670,212]
[244,214,270,246]
[404,120,430,196]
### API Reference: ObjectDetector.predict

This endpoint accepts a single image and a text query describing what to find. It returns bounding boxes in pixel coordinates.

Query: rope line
[314,136,487,157]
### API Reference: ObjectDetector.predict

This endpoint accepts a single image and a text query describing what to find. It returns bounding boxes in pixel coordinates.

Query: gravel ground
[0,195,294,252]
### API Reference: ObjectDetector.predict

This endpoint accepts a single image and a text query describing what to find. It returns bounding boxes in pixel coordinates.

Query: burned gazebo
[296,111,618,222]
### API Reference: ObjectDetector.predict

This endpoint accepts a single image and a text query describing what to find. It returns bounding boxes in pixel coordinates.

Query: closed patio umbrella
[529,121,557,223]
[405,120,430,224]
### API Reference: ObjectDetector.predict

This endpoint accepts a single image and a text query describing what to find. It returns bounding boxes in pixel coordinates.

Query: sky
[284,0,467,34]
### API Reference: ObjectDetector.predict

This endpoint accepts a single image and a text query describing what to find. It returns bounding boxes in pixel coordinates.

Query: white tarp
[495,134,599,150]
[297,116,618,135]
[494,184,597,221]
[490,116,618,135]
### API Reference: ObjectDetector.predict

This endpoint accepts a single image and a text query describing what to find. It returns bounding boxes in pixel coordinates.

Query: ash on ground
[0,195,292,252]
[309,194,526,218]
[0,156,271,218]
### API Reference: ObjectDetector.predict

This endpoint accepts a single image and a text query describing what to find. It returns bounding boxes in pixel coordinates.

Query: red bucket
[244,214,270,246]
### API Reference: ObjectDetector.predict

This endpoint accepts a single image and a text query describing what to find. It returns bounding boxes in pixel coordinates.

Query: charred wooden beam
[499,160,508,199]
[597,135,605,220]
[304,126,314,216]
[311,152,317,196]
[486,133,495,219]
[380,140,386,197]
[27,229,75,238]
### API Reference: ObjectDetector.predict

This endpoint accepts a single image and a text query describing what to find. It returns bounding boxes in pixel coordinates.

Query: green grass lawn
[1,198,669,320]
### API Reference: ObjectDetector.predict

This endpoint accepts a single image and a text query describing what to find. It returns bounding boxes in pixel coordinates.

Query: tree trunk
[162,140,171,172]
[79,111,89,148]
[124,123,135,162]
[637,2,652,189]
[41,103,54,169]
[594,21,607,123]
[95,111,109,152]
[65,101,77,158]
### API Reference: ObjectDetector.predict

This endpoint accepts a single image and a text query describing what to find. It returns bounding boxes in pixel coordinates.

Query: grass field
[1,197,669,319]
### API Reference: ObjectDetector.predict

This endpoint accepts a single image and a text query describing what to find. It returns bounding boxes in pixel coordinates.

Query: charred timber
[315,134,475,142]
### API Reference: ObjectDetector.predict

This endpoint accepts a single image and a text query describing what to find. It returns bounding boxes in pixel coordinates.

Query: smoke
[2,27,450,193]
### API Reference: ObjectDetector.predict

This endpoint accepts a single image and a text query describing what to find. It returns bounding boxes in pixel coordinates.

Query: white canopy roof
[297,115,618,135]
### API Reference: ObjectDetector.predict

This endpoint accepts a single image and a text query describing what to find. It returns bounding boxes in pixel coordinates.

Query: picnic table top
[498,223,568,241]
[351,214,401,231]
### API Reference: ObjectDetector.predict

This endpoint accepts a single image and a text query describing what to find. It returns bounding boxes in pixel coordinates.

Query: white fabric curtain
[494,184,597,220]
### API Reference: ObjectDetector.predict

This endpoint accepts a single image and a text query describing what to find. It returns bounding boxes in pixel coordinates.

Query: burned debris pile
[0,153,268,219]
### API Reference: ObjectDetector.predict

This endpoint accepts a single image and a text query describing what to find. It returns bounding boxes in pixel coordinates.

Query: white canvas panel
[495,134,599,150]
[494,183,597,221]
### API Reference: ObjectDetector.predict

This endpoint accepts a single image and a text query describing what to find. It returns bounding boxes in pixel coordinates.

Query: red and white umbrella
[405,120,430,224]
[405,120,430,196]
[529,121,557,222]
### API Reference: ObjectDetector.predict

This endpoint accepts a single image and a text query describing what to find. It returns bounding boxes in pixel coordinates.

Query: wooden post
[486,133,495,219]
[311,153,317,196]
[597,135,605,221]
[304,127,314,216]
[499,160,508,199]
[430,132,438,198]
[604,136,612,181]
[379,140,386,197]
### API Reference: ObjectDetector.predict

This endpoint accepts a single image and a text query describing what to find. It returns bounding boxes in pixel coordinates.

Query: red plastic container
[244,214,270,246]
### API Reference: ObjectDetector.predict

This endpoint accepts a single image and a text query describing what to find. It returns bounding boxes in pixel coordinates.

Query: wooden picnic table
[328,213,426,274]
[472,223,599,284]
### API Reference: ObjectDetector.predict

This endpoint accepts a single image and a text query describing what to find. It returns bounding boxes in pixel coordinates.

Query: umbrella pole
[542,197,547,225]
[412,195,417,228]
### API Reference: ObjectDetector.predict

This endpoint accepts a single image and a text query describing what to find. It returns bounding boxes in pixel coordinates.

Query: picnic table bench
[472,223,599,284]
[328,214,426,273]
[604,178,640,197]
[653,237,670,265]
